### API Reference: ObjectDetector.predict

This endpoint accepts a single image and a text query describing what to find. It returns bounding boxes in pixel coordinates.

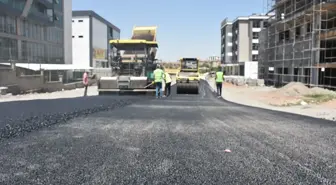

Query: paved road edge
[202,74,335,122]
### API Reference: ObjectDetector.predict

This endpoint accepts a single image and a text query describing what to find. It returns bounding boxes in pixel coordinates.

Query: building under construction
[259,0,336,90]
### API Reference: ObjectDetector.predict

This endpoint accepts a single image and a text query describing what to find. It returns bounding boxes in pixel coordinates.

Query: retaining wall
[224,76,265,86]
[0,69,95,95]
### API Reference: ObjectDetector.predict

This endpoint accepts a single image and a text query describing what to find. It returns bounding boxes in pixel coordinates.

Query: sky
[72,0,265,61]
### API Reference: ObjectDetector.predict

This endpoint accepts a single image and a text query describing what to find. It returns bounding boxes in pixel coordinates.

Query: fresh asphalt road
[0,81,335,185]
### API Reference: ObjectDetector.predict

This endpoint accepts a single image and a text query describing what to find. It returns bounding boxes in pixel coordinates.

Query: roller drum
[176,82,199,94]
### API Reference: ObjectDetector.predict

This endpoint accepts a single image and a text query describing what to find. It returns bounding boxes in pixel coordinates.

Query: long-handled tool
[144,82,154,89]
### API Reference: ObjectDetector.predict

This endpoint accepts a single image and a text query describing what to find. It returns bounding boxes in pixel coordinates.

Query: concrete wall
[0,69,17,86]
[92,17,108,50]
[238,21,250,62]
[0,69,96,94]
[92,16,108,68]
[244,61,258,79]
[92,68,112,78]
[63,0,72,65]
[0,69,45,94]
[72,16,91,68]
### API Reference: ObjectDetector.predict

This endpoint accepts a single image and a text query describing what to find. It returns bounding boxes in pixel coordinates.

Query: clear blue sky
[72,0,265,61]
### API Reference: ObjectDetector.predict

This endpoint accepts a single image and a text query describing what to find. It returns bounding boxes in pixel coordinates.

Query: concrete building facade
[221,18,232,64]
[0,0,72,66]
[259,0,336,90]
[72,10,120,78]
[222,14,269,79]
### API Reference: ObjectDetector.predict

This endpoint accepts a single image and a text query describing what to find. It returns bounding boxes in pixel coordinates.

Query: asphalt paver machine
[97,40,158,95]
[176,58,200,94]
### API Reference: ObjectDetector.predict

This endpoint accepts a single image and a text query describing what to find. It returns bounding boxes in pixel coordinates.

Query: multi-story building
[259,0,336,90]
[220,18,232,64]
[0,0,72,67]
[222,14,269,78]
[72,10,120,78]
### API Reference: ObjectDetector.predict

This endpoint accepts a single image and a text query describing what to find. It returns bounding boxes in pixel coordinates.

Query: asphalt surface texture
[0,80,335,185]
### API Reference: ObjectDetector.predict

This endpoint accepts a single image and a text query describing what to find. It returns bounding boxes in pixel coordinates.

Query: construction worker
[82,71,89,96]
[164,71,172,97]
[215,67,224,97]
[153,64,164,98]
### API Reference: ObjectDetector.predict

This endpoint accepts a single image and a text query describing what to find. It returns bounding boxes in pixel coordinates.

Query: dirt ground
[207,78,336,121]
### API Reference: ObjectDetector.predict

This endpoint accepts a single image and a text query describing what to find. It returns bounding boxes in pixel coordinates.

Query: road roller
[176,58,200,94]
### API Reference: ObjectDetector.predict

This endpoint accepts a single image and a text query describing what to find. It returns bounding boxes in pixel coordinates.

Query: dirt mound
[308,87,336,96]
[275,82,309,96]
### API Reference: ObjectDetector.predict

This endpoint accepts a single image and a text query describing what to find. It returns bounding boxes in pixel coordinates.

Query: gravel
[0,80,335,184]
[0,96,139,141]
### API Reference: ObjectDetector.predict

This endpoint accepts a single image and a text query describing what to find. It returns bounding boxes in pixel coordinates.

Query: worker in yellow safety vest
[153,64,164,98]
[164,71,172,97]
[215,68,225,97]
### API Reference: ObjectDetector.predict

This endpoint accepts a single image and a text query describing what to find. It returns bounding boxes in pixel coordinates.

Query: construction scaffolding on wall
[259,0,336,90]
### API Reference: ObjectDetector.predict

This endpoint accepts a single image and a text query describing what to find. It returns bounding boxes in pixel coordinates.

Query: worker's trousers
[216,82,222,96]
[83,84,88,96]
[155,82,162,98]
[165,82,171,96]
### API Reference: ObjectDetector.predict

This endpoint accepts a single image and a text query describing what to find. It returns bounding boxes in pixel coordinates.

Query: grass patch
[303,94,336,104]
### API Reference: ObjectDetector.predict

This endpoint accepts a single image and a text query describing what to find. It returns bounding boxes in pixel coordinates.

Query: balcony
[0,1,24,17]
[27,1,56,26]
[35,0,54,9]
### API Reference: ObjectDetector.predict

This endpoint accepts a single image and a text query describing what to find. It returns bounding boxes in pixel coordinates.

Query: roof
[0,63,93,71]
[233,14,270,23]
[221,18,232,28]
[72,10,120,32]
[110,39,158,50]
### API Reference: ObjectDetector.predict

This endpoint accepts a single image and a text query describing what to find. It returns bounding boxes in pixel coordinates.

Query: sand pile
[274,82,336,97]
[275,82,310,96]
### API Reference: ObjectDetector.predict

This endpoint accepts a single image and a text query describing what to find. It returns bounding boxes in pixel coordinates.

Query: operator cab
[180,58,199,72]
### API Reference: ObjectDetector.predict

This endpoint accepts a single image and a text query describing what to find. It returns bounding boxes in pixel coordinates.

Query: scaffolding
[259,0,336,90]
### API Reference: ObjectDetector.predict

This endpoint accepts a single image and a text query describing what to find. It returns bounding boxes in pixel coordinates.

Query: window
[12,0,25,11]
[78,20,83,22]
[72,20,74,22]
[113,29,120,39]
[109,27,113,37]
[252,55,258,61]
[252,20,260,28]
[263,21,268,28]
[0,15,5,33]
[0,37,18,60]
[78,35,83,38]
[72,36,74,38]
[285,30,290,40]
[306,23,311,33]
[252,43,259,50]
[295,27,301,38]
[252,32,259,39]
[2,16,17,34]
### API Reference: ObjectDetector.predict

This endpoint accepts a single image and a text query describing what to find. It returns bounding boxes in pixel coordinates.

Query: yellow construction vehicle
[97,26,159,95]
[176,58,200,94]
[97,40,158,95]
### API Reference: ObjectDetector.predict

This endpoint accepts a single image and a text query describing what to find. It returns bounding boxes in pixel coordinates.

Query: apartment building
[72,10,120,78]
[220,18,232,64]
[259,0,336,90]
[222,14,269,78]
[0,0,72,67]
